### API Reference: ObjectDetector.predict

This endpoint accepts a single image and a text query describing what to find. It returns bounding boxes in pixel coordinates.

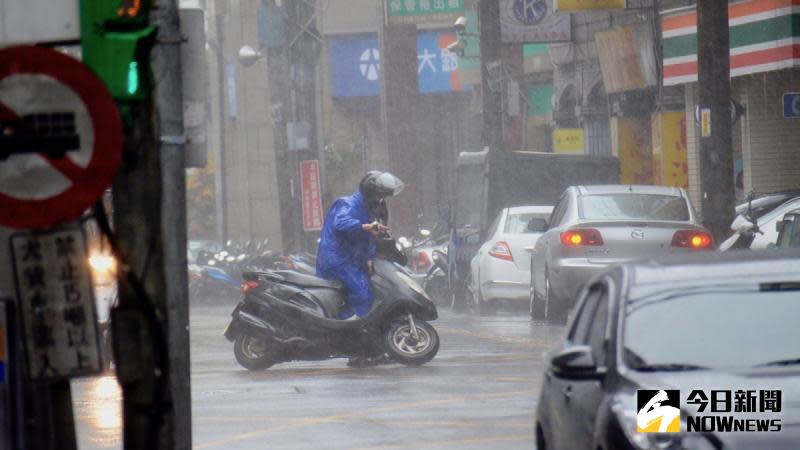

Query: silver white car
[721,196,800,250]
[469,205,553,315]
[529,185,711,322]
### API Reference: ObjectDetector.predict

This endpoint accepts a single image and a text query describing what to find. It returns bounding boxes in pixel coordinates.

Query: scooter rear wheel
[384,318,439,366]
[234,334,276,370]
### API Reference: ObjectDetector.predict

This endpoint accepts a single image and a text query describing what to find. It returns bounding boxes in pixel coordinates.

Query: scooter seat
[272,270,343,290]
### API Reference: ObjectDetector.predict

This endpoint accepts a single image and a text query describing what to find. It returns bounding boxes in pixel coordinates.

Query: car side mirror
[551,345,604,379]
[527,218,549,233]
[776,219,787,233]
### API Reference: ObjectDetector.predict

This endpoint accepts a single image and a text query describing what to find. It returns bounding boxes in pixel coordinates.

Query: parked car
[469,205,553,315]
[535,250,800,450]
[776,207,800,248]
[721,197,800,250]
[734,189,800,218]
[529,185,711,322]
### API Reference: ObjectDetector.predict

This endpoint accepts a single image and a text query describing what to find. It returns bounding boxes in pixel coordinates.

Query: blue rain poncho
[316,190,377,318]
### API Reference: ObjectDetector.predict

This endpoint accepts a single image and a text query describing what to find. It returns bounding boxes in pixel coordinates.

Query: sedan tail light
[671,230,713,249]
[241,280,259,294]
[488,241,514,261]
[560,228,604,247]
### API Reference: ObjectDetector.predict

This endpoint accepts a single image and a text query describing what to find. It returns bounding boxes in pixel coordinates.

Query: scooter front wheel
[384,317,439,366]
[233,334,276,370]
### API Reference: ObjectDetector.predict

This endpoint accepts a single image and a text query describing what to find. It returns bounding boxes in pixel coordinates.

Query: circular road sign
[0,45,122,229]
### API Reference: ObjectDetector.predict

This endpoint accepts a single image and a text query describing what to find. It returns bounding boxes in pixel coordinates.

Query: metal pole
[111,1,190,448]
[697,0,734,243]
[478,0,504,224]
[153,1,191,448]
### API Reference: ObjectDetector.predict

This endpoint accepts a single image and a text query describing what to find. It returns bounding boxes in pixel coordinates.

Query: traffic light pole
[108,1,190,448]
[697,0,734,243]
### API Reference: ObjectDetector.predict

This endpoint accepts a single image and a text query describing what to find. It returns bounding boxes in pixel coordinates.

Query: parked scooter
[421,249,450,306]
[726,193,762,250]
[223,232,439,370]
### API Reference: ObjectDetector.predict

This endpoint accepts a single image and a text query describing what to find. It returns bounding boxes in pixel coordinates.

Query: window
[566,282,609,366]
[587,292,609,365]
[548,196,568,229]
[503,212,551,234]
[568,287,601,344]
[579,194,690,221]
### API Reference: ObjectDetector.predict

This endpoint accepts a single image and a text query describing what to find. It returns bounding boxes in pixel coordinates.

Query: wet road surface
[72,301,565,449]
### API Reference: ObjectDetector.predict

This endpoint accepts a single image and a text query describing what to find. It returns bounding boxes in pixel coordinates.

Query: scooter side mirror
[432,250,448,271]
[731,215,754,234]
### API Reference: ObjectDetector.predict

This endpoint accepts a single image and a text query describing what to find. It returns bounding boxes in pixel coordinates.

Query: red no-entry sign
[0,46,123,229]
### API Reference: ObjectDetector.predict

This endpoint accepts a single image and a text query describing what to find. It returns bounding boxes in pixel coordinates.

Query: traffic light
[80,0,156,101]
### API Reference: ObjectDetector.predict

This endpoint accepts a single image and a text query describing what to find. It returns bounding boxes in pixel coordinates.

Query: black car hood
[618,368,800,449]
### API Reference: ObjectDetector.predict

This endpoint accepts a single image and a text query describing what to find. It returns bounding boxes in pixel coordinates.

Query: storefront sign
[595,25,657,94]
[329,35,382,97]
[329,32,471,97]
[783,93,800,118]
[553,128,584,153]
[662,0,800,85]
[386,0,465,26]
[555,0,625,12]
[417,30,470,93]
[652,111,688,189]
[500,0,571,43]
[300,160,324,231]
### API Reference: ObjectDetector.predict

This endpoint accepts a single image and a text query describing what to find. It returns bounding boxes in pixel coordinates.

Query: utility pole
[697,0,734,243]
[81,0,190,447]
[478,0,504,223]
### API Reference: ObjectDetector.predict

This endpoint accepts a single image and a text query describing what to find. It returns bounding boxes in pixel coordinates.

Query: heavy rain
[1,0,799,449]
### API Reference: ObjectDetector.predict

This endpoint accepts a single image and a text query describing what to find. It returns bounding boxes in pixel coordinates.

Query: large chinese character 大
[418,49,437,73]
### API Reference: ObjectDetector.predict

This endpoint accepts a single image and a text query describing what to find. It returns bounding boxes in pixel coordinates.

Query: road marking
[353,433,533,450]
[437,325,550,347]
[193,389,537,449]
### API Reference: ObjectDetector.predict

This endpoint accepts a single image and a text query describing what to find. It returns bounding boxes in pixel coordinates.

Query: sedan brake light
[241,280,259,294]
[488,241,514,262]
[560,228,604,247]
[671,230,713,249]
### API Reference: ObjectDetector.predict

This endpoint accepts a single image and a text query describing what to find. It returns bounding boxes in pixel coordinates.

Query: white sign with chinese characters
[10,226,101,380]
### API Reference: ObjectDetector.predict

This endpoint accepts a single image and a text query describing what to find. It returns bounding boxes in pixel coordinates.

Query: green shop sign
[386,0,465,25]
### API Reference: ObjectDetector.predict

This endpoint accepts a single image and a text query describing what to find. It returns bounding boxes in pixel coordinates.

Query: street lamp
[238,45,263,67]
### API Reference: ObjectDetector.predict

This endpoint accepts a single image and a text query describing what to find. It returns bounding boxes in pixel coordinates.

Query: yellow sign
[553,128,585,154]
[612,117,652,184]
[652,112,688,189]
[700,108,711,137]
[555,0,626,12]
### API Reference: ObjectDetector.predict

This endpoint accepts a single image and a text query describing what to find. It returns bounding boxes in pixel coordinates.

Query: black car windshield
[624,286,800,370]
[579,194,690,221]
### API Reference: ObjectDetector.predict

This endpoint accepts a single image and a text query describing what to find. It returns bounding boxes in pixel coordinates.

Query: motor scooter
[224,233,439,370]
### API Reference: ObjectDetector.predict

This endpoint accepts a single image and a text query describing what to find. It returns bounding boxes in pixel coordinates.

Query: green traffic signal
[127,61,139,95]
[80,0,156,101]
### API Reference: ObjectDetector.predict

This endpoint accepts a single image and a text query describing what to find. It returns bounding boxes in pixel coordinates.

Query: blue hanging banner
[329,35,381,98]
[417,30,470,93]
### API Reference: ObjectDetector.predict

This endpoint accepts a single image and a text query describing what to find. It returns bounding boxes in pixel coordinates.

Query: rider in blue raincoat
[316,171,404,319]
